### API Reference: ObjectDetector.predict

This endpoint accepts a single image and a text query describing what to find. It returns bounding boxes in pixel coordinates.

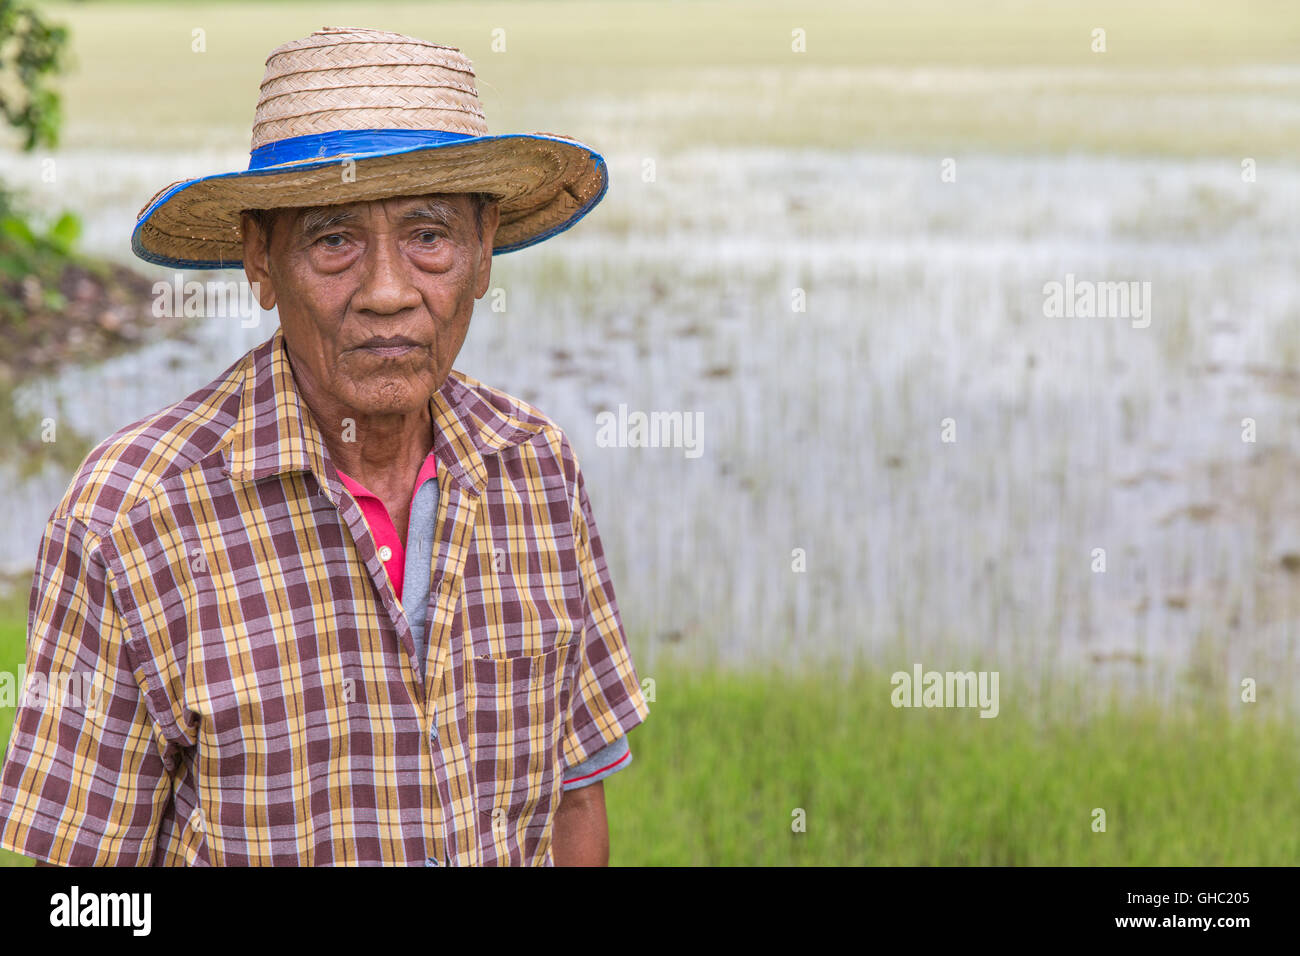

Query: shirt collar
[223,326,547,498]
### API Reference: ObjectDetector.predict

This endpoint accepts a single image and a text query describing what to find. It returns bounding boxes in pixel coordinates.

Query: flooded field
[2,141,1297,714]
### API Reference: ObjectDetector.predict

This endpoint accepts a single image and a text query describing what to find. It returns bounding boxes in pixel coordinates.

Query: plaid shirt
[0,327,649,866]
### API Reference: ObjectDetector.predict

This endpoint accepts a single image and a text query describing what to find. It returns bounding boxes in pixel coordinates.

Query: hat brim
[131,133,608,269]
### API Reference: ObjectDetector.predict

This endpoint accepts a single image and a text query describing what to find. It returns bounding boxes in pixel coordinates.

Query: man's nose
[352,235,423,316]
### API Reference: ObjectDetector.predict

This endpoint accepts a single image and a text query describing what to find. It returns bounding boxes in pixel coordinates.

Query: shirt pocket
[466,642,574,865]
[468,604,580,660]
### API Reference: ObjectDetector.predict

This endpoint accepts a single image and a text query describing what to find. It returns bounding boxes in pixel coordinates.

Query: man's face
[240,193,500,418]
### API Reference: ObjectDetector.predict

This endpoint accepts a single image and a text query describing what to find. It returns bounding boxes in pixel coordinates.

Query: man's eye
[417,230,444,244]
[318,234,347,247]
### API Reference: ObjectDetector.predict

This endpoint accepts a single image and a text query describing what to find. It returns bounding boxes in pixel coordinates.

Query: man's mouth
[356,335,421,358]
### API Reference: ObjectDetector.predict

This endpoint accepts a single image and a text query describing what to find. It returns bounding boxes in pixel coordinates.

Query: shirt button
[378,545,393,562]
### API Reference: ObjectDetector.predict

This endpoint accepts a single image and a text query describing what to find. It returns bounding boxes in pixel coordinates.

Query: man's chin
[338,377,438,418]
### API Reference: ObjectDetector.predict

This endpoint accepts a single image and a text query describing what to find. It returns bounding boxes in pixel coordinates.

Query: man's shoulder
[52,346,254,534]
[442,369,592,511]
[444,368,577,460]
[445,368,557,429]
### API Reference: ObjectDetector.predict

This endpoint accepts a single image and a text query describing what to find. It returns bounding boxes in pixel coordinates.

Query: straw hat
[132,26,608,268]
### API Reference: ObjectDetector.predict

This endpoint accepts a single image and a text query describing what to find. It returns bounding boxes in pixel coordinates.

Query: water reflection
[1,149,1297,713]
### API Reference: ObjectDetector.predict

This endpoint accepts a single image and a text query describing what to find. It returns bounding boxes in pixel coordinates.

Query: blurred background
[1,0,1299,864]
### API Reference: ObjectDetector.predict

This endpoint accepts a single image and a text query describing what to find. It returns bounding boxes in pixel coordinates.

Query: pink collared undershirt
[336,451,438,604]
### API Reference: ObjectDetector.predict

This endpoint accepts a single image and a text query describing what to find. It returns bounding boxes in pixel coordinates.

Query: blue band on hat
[248,129,478,169]
[132,129,607,268]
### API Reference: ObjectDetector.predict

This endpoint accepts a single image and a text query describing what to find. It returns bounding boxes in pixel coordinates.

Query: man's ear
[473,200,500,299]
[240,211,278,311]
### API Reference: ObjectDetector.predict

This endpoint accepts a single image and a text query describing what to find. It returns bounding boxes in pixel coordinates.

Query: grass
[0,580,27,869]
[606,661,1300,865]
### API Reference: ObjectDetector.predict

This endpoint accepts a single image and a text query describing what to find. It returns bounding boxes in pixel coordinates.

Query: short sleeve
[0,517,174,866]
[561,734,632,791]
[559,459,650,769]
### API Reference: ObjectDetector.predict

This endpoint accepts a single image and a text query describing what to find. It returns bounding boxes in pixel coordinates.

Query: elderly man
[0,27,649,866]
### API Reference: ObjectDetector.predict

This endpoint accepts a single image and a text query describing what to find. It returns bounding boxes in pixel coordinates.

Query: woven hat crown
[252,26,490,151]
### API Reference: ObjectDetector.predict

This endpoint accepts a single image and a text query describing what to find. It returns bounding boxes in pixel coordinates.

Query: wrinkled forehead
[282,194,476,235]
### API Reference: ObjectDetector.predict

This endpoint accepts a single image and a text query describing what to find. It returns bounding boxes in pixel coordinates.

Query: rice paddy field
[1,0,1298,865]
